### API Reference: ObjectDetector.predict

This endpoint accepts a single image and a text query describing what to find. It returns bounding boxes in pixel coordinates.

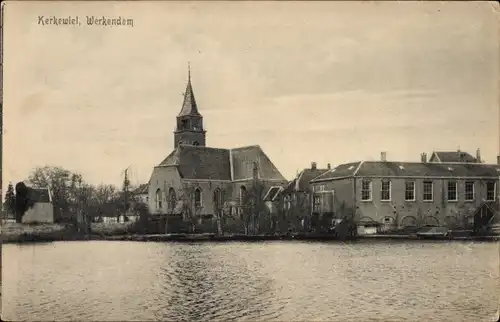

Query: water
[2,240,499,321]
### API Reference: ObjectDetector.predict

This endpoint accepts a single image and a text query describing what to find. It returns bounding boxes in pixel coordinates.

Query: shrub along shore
[2,223,499,244]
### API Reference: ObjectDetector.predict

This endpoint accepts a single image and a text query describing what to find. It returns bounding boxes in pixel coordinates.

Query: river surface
[2,240,499,321]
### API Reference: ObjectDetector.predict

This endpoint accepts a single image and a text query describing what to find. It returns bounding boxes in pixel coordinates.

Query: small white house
[22,187,54,224]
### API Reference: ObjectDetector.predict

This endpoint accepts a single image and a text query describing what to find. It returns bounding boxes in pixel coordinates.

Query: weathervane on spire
[188,61,191,82]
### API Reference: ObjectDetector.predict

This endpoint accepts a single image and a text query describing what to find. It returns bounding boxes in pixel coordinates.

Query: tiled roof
[231,145,287,181]
[156,145,287,182]
[159,148,181,166]
[178,77,201,117]
[312,161,500,182]
[28,187,51,203]
[263,186,283,201]
[430,151,477,163]
[356,161,499,178]
[174,145,231,180]
[311,162,362,182]
[132,183,149,195]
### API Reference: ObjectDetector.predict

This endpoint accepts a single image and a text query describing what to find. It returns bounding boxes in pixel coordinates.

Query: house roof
[311,161,500,182]
[281,168,329,194]
[231,145,286,181]
[28,187,52,203]
[263,186,283,202]
[430,151,477,163]
[311,162,362,182]
[178,73,201,117]
[132,183,149,195]
[156,144,287,182]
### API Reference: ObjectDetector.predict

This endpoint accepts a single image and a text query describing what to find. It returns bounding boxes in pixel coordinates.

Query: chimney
[311,162,317,170]
[421,153,427,163]
[327,163,331,170]
[497,155,500,165]
[381,152,387,162]
[476,148,481,163]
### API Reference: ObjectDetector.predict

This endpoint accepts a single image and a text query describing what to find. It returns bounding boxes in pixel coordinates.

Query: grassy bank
[3,223,499,244]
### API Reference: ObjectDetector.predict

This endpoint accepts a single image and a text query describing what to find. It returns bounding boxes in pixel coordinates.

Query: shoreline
[2,233,499,244]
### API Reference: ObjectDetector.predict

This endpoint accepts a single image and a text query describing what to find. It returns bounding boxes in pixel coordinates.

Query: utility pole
[123,167,130,220]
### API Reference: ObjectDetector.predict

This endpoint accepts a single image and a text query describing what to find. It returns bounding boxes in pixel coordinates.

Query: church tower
[174,65,206,147]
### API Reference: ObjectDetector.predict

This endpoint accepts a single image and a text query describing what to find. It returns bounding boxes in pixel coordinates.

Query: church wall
[148,166,182,215]
[180,180,234,216]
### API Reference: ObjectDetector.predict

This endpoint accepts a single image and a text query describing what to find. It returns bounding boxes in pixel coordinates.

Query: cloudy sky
[3,1,499,191]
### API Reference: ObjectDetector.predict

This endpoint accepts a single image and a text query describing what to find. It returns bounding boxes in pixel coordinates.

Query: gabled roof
[311,161,500,182]
[429,151,477,163]
[178,74,201,117]
[28,187,52,203]
[156,145,287,182]
[282,168,329,193]
[311,162,362,182]
[159,145,231,180]
[132,183,149,195]
[231,145,287,181]
[263,186,283,202]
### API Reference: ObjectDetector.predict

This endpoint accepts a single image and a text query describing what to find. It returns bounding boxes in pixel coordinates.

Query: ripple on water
[2,241,499,322]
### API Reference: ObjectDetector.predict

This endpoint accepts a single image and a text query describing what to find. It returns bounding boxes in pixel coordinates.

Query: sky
[3,1,499,193]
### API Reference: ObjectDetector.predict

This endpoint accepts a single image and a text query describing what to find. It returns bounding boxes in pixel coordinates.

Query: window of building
[240,186,247,203]
[486,181,496,201]
[313,195,321,212]
[194,188,202,208]
[181,119,189,130]
[405,181,415,201]
[465,181,474,201]
[361,180,372,201]
[320,185,325,191]
[447,181,457,202]
[423,181,433,201]
[168,188,176,211]
[285,194,292,210]
[155,188,162,209]
[213,188,223,210]
[381,180,391,201]
[193,141,199,146]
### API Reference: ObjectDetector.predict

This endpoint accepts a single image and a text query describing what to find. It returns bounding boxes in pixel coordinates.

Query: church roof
[231,145,286,181]
[429,151,477,163]
[157,145,287,182]
[177,72,201,117]
[159,145,231,180]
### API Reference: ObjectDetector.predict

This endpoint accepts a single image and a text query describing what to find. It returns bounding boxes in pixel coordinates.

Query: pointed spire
[178,62,201,117]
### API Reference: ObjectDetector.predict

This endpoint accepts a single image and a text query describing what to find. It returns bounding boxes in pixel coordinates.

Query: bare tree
[240,180,269,235]
[178,185,201,233]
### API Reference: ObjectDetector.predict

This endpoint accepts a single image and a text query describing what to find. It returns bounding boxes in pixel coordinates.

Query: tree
[4,182,16,215]
[28,166,79,222]
[240,180,269,235]
[14,182,34,223]
[178,185,201,233]
[285,191,311,232]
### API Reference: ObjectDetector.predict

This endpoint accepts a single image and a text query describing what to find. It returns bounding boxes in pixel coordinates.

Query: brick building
[147,70,287,232]
[310,152,500,232]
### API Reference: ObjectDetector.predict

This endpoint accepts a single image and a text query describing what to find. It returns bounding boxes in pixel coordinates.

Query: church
[147,69,288,223]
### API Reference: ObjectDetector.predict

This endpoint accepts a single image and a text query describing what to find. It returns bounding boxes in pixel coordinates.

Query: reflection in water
[2,241,499,322]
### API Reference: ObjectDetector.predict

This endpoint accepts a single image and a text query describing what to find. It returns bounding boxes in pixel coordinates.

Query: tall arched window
[195,188,202,208]
[240,186,247,204]
[213,188,223,210]
[155,188,162,209]
[168,188,177,211]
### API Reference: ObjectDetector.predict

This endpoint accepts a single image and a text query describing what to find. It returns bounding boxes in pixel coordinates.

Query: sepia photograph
[1,1,499,321]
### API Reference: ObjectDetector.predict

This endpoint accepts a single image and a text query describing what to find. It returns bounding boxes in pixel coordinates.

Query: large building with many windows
[309,151,500,232]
